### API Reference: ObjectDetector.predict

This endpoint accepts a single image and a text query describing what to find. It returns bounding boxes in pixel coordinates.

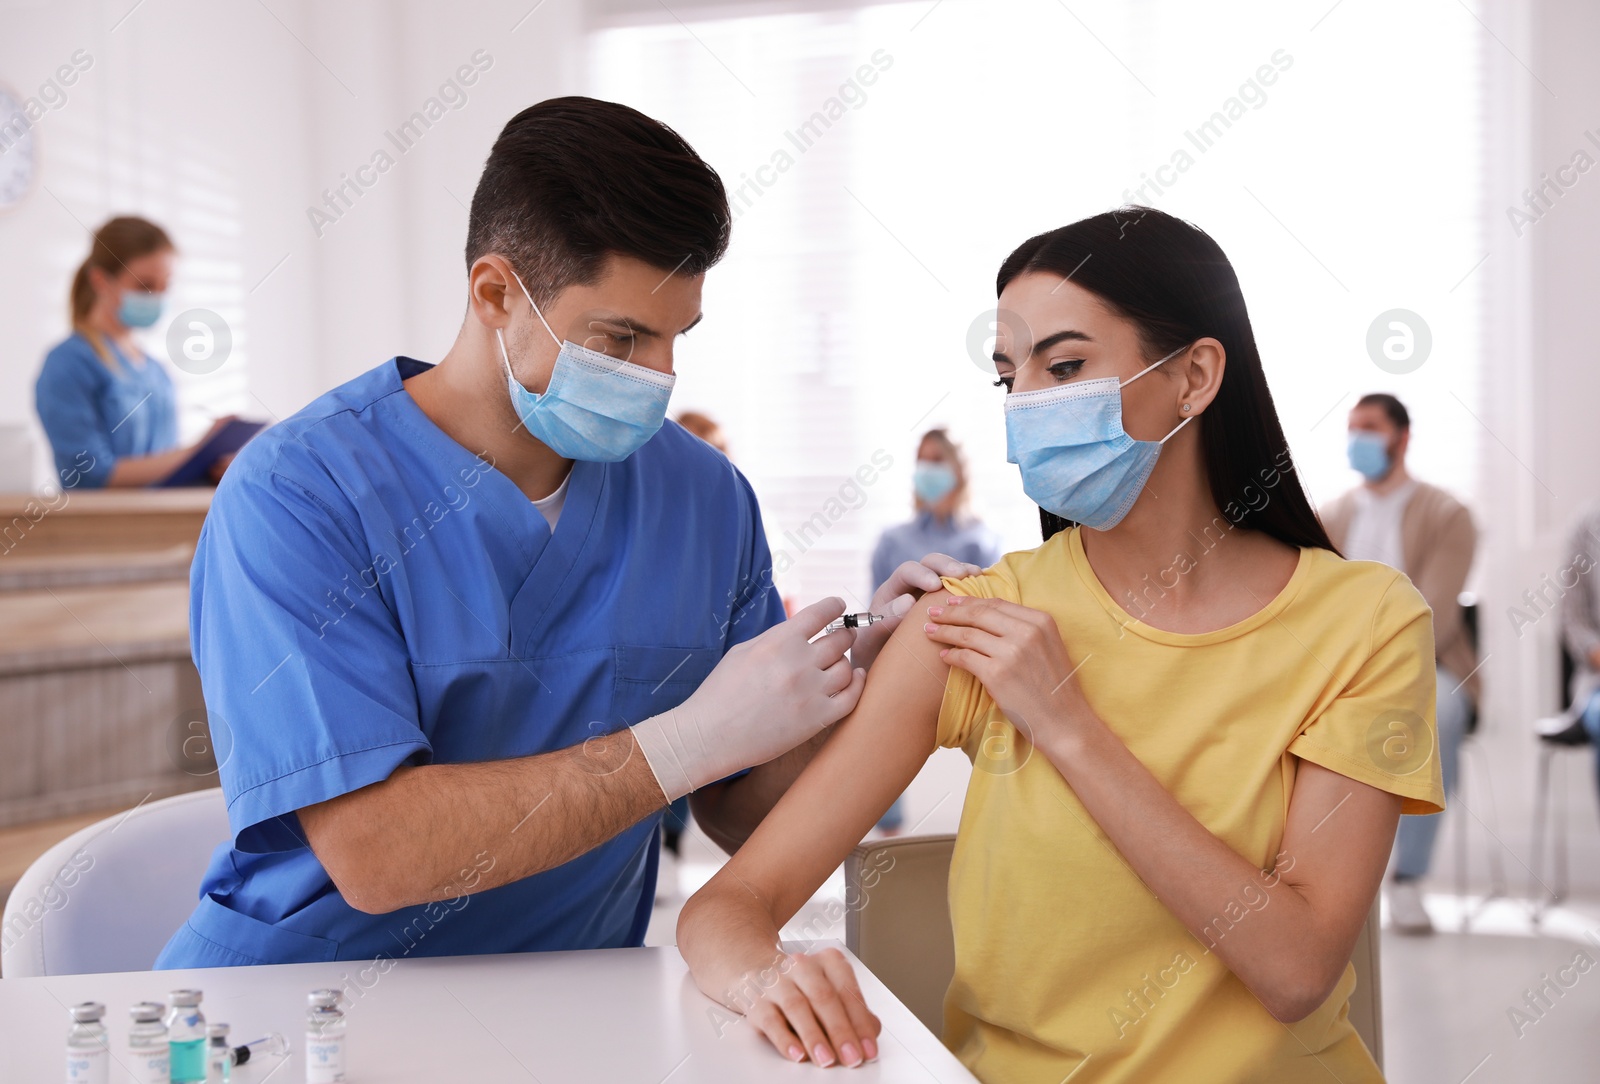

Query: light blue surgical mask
[1004,345,1193,531]
[1347,431,1391,481]
[496,269,676,463]
[913,461,958,504]
[117,290,164,329]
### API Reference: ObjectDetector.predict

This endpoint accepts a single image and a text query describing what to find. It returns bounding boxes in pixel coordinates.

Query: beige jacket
[1321,480,1479,702]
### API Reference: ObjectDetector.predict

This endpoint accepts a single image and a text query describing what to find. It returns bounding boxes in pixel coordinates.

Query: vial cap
[207,1023,230,1040]
[307,988,342,1009]
[168,988,203,1007]
[71,1002,106,1023]
[129,1001,164,1023]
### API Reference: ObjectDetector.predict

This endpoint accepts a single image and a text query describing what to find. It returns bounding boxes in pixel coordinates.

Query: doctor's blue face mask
[496,268,676,463]
[1004,344,1194,531]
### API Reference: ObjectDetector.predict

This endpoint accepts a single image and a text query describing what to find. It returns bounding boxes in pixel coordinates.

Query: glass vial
[206,1023,234,1083]
[66,1002,109,1084]
[127,1002,171,1084]
[165,989,207,1084]
[305,989,346,1084]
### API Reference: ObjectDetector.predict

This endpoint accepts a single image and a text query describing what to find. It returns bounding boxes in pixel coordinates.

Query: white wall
[1479,0,1600,724]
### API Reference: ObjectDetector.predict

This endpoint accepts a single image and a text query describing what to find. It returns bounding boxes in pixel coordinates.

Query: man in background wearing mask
[1320,392,1478,934]
[156,97,960,968]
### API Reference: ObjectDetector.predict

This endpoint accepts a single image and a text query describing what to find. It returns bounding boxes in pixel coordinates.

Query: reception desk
[0,490,215,827]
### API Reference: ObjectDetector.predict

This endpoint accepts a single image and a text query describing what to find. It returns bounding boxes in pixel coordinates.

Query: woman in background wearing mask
[35,216,229,488]
[868,428,1000,829]
[678,208,1442,1083]
[870,429,1001,592]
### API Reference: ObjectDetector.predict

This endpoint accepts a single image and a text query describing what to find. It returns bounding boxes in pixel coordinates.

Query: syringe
[232,1032,290,1065]
[822,612,888,634]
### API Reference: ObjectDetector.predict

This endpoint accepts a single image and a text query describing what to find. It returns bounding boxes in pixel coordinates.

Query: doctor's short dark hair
[465,96,731,305]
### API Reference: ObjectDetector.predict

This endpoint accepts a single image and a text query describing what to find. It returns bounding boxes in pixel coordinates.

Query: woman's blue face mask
[913,461,958,504]
[117,290,164,329]
[1003,344,1193,531]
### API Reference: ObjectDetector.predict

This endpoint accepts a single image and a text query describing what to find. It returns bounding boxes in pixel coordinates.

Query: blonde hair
[70,215,173,364]
[917,428,969,514]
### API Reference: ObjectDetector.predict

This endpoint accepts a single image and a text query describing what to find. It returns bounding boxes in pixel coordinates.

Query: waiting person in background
[1558,508,1600,809]
[35,216,233,488]
[676,410,728,456]
[869,428,1001,830]
[1321,392,1477,934]
[871,429,1002,591]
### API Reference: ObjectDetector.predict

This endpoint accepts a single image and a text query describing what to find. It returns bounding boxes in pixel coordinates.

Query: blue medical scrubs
[35,332,179,488]
[155,357,784,969]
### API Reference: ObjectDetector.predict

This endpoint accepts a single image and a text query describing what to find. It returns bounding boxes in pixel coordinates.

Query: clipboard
[157,418,267,488]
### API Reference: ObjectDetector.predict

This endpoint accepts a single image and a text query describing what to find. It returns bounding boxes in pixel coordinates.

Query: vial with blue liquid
[165,989,207,1083]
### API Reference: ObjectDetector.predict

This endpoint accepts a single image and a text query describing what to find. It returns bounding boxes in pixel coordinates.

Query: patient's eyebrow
[1032,329,1094,355]
[994,327,1094,364]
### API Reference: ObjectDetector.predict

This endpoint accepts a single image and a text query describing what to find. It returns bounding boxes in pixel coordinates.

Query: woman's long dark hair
[997,207,1336,554]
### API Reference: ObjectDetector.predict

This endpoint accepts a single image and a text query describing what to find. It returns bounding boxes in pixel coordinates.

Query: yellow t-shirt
[935,527,1443,1084]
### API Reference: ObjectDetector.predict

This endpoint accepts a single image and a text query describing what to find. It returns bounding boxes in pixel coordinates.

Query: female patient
[677,207,1442,1083]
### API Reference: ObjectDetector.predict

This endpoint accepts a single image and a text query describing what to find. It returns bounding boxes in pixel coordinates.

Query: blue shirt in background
[154,357,785,969]
[35,332,179,487]
[870,510,1003,591]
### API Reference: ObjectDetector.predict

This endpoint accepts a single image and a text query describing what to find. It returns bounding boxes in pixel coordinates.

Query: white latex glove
[850,552,986,672]
[632,597,866,802]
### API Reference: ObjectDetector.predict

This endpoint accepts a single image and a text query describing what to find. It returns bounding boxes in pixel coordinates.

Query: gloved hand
[849,552,985,672]
[632,597,866,802]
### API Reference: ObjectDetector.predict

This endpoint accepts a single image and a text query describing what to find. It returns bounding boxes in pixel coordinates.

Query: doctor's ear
[466,256,518,330]
[1176,337,1225,418]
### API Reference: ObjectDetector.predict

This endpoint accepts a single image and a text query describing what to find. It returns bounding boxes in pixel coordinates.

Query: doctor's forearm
[298,730,665,914]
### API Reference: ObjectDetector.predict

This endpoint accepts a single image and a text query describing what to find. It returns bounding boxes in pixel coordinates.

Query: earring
[1182,403,1192,412]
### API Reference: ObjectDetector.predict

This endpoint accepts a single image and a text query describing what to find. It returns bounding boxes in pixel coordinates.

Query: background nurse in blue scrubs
[156,97,971,970]
[35,215,233,488]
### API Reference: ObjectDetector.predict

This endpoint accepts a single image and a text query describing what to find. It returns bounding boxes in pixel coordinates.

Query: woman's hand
[851,553,984,671]
[721,946,883,1067]
[923,596,1090,747]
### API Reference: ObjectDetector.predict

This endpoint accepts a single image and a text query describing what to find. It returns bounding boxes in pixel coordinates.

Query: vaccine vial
[66,1002,110,1084]
[165,989,207,1083]
[127,1002,171,1084]
[305,989,346,1083]
[206,1023,234,1083]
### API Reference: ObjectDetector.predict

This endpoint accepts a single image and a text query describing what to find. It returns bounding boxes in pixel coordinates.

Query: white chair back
[2,788,229,977]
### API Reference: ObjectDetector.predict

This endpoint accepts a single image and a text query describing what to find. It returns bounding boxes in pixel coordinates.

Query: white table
[0,942,977,1082]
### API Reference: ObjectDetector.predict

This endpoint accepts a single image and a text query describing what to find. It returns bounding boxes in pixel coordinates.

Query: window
[591,0,1483,602]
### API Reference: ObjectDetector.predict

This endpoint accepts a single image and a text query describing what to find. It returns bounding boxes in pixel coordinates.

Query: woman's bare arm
[676,590,953,1067]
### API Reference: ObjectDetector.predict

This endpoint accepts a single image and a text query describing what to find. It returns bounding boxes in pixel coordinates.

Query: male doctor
[156,97,969,967]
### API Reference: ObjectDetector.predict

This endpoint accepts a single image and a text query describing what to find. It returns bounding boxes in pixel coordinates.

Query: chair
[845,835,1386,1069]
[1530,643,1591,918]
[2,788,229,977]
